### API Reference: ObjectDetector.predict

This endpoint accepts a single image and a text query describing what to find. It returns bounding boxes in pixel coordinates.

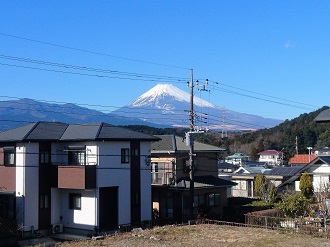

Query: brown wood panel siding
[58,166,96,189]
[58,166,86,189]
[130,141,141,224]
[0,166,15,191]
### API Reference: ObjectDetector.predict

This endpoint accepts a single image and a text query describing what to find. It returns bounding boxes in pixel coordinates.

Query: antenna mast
[221,107,227,138]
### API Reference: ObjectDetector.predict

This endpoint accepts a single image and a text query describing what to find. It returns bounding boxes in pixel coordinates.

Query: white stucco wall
[97,142,131,225]
[16,143,39,230]
[51,187,62,225]
[52,189,97,230]
[63,189,96,230]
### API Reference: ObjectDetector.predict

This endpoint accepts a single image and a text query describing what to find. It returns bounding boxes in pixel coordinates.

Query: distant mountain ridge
[0,84,282,132]
[0,98,162,132]
[114,84,283,130]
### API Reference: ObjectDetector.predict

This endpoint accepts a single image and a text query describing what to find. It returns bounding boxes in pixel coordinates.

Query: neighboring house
[150,135,236,222]
[225,153,250,166]
[230,164,270,198]
[278,156,330,193]
[314,108,330,123]
[313,146,330,156]
[258,149,283,166]
[230,165,303,198]
[0,122,159,236]
[218,161,239,174]
[289,153,317,166]
[263,166,304,188]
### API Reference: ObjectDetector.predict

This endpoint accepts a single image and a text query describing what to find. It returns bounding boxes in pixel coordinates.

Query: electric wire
[0,53,319,113]
[0,32,190,70]
[0,54,189,82]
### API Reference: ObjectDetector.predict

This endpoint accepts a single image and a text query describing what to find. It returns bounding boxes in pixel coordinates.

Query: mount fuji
[114,84,283,130]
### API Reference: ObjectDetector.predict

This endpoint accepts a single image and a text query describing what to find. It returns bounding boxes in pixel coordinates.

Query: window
[39,150,50,165]
[68,146,86,165]
[39,194,50,209]
[208,193,220,207]
[121,148,129,163]
[194,194,205,207]
[4,147,15,166]
[131,148,139,157]
[69,193,81,210]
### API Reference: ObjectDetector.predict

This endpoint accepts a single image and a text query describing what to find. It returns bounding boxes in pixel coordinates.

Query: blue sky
[0,1,329,121]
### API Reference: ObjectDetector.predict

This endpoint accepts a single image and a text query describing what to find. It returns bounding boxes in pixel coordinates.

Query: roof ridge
[22,122,40,140]
[172,134,177,151]
[95,122,103,138]
[59,123,70,140]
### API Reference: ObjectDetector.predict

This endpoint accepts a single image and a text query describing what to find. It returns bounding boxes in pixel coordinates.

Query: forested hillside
[123,106,330,161]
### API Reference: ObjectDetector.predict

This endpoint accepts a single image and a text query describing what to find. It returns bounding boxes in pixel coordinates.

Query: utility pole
[188,68,195,221]
[186,69,207,220]
[295,136,298,154]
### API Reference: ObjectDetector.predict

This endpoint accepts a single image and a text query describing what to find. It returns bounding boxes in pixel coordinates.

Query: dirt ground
[55,224,330,247]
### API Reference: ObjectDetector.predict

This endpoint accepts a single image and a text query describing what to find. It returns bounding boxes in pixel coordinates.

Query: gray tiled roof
[173,175,236,189]
[0,122,159,142]
[151,135,225,153]
[263,166,304,176]
[97,124,158,141]
[28,122,69,140]
[315,108,330,123]
[278,156,330,188]
[0,122,68,141]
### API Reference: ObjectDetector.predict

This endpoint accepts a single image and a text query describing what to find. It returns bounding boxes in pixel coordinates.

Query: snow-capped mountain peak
[129,84,216,108]
[114,83,282,130]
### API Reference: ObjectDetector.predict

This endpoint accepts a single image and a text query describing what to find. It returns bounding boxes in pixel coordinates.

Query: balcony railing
[152,172,174,185]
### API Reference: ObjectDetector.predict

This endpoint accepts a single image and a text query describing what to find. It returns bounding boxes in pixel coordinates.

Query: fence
[0,220,17,238]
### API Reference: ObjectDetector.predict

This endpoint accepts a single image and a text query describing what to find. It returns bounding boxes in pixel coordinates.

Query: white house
[225,153,250,166]
[258,149,283,166]
[279,156,330,193]
[0,122,159,236]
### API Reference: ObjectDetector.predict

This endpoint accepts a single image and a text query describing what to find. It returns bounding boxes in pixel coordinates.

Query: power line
[0,62,187,83]
[2,56,315,113]
[0,53,319,113]
[208,80,317,110]
[0,54,189,82]
[0,32,190,70]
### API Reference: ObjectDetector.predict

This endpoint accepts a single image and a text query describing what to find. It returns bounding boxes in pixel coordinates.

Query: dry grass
[56,224,330,247]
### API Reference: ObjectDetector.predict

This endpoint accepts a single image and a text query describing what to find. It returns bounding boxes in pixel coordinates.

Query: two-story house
[150,135,236,223]
[258,149,283,166]
[278,156,330,193]
[0,121,159,237]
[225,153,250,166]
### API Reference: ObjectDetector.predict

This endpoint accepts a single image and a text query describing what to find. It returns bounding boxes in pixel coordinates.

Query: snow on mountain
[130,84,216,108]
[114,84,283,130]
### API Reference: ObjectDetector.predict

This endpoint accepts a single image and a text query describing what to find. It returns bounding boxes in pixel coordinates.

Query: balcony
[152,172,174,185]
[58,164,96,189]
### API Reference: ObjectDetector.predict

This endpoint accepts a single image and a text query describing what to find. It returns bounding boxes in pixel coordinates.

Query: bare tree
[314,179,330,230]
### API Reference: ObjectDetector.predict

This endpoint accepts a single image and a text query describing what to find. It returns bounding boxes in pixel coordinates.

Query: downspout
[95,144,99,233]
[21,195,25,239]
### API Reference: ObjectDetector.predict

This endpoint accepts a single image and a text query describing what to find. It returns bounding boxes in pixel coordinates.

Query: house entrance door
[99,187,118,230]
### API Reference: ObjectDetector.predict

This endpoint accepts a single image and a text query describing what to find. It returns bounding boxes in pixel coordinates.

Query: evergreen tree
[275,190,312,218]
[299,172,313,199]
